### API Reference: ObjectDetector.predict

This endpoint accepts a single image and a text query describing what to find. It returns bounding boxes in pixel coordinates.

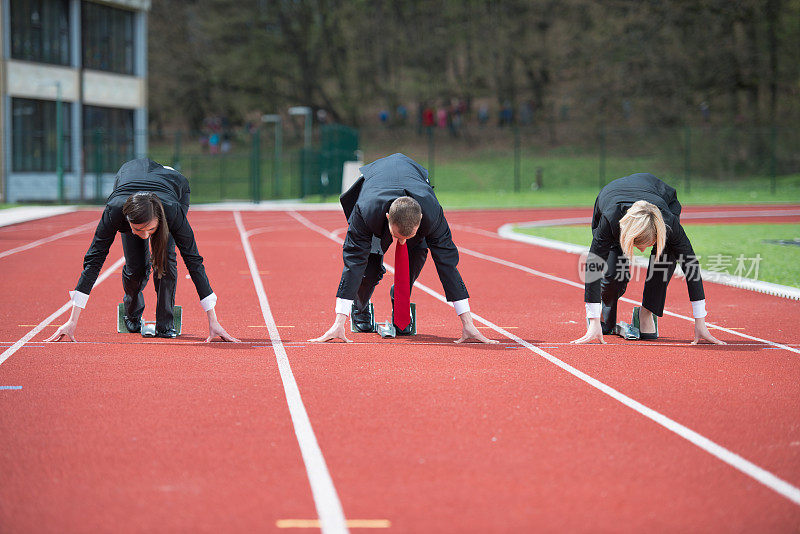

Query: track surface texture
[0,205,798,533]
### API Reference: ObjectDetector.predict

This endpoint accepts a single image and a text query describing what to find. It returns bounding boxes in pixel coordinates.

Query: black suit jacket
[585,173,704,303]
[336,153,468,302]
[75,158,213,300]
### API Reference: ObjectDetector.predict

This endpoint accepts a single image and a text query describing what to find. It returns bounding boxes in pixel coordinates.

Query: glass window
[11,98,73,172]
[10,0,71,65]
[81,2,135,74]
[83,105,135,173]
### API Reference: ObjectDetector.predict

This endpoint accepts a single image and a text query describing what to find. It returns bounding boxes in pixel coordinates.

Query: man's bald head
[387,196,422,239]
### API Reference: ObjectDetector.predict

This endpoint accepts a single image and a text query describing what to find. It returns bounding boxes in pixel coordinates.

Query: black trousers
[601,247,677,326]
[121,232,178,331]
[354,239,428,312]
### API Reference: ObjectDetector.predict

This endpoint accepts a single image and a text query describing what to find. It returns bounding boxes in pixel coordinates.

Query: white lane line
[234,211,349,534]
[0,256,126,367]
[0,221,97,260]
[458,246,800,355]
[291,210,800,508]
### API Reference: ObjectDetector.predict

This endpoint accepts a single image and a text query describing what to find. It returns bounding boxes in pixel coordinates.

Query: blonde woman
[571,173,724,345]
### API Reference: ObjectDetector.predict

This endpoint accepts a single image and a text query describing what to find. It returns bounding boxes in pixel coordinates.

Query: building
[1,0,149,202]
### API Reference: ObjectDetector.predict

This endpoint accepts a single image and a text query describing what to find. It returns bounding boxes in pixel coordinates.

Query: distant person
[571,173,724,345]
[396,104,408,125]
[422,106,435,128]
[437,107,448,129]
[477,104,489,126]
[221,131,232,154]
[700,102,710,123]
[310,153,497,345]
[209,132,220,154]
[47,159,239,343]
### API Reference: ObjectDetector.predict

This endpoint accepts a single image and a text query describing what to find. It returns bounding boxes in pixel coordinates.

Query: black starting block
[117,303,182,337]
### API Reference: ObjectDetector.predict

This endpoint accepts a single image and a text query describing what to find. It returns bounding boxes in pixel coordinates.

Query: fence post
[513,126,521,192]
[220,155,226,200]
[427,126,435,185]
[251,129,261,203]
[274,121,282,198]
[770,125,777,194]
[172,131,182,170]
[598,124,606,190]
[684,125,691,194]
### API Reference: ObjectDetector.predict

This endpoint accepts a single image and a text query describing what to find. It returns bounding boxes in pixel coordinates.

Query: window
[83,105,135,173]
[10,0,71,65]
[12,98,73,172]
[81,2,135,75]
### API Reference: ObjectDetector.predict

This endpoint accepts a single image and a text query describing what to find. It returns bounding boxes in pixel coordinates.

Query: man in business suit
[310,153,496,344]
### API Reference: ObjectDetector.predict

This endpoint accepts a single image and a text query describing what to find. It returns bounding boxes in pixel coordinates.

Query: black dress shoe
[155,327,178,338]
[390,285,415,335]
[393,321,414,336]
[351,305,375,333]
[600,302,615,335]
[632,307,658,340]
[124,316,142,333]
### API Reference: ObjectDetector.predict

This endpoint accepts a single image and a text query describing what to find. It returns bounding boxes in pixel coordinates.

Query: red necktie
[394,242,411,330]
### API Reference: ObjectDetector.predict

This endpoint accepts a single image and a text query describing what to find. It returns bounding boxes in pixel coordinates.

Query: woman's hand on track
[570,318,606,344]
[692,318,726,345]
[204,308,240,342]
[309,314,351,343]
[455,312,498,344]
[206,321,240,342]
[45,320,78,342]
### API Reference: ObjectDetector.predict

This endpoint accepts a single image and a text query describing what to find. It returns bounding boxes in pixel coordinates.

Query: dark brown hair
[388,196,422,237]
[123,192,168,278]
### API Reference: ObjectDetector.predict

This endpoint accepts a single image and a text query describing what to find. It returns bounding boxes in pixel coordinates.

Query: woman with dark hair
[571,172,724,345]
[47,158,238,342]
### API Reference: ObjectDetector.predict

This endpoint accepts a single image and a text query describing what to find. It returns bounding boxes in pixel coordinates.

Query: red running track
[0,205,798,532]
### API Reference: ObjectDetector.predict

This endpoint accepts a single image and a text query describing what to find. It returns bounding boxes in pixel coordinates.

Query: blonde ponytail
[619,200,666,259]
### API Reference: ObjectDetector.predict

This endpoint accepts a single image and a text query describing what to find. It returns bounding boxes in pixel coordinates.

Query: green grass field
[516,223,800,288]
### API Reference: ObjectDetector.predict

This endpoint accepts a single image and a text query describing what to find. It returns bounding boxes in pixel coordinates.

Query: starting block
[117,303,182,337]
[351,301,417,338]
[613,321,640,340]
[610,307,658,340]
[377,303,417,338]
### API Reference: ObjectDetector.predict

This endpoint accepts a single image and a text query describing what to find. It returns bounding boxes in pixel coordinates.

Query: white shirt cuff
[336,298,353,316]
[200,293,217,312]
[69,290,90,309]
[691,299,707,319]
[586,302,602,319]
[452,299,470,315]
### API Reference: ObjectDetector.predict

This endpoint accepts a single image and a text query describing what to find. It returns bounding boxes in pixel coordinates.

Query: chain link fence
[69,121,799,204]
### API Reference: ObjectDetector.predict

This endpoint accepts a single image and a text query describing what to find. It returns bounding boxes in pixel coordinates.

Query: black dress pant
[121,232,178,331]
[354,238,428,312]
[601,247,677,326]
